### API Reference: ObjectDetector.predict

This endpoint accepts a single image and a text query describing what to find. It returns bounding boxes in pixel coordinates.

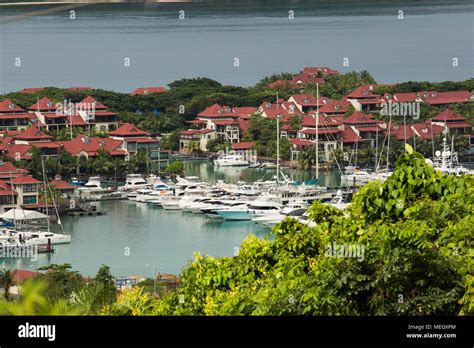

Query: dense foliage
[1,152,471,316]
[149,152,472,315]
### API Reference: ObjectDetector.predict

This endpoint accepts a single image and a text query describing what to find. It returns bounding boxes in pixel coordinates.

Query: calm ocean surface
[0,1,473,93]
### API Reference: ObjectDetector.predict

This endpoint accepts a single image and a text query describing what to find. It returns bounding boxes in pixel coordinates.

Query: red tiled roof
[301,115,340,128]
[0,99,25,113]
[419,91,471,105]
[186,119,207,124]
[0,113,32,120]
[267,79,296,89]
[432,109,466,122]
[347,84,379,99]
[15,126,52,141]
[131,87,167,95]
[392,92,419,103]
[445,122,472,129]
[389,125,415,141]
[342,127,363,143]
[0,179,17,196]
[17,88,45,94]
[0,130,21,137]
[291,74,325,86]
[233,107,257,119]
[300,128,341,135]
[60,137,124,156]
[32,142,61,149]
[10,175,41,184]
[290,94,328,106]
[302,66,340,75]
[358,125,382,132]
[231,141,256,150]
[319,99,350,114]
[179,130,197,136]
[412,123,445,140]
[66,115,89,126]
[94,111,118,117]
[290,138,314,147]
[358,98,383,105]
[0,161,29,176]
[5,144,32,160]
[28,97,56,111]
[260,107,291,121]
[11,269,40,283]
[78,96,108,110]
[67,87,92,91]
[49,179,77,190]
[237,118,249,132]
[343,111,380,125]
[109,123,149,137]
[197,104,236,118]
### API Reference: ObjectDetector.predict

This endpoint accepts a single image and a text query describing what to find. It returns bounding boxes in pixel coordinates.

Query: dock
[67,211,106,217]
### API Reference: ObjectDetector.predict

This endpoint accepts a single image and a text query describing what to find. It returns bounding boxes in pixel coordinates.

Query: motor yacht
[214,154,250,167]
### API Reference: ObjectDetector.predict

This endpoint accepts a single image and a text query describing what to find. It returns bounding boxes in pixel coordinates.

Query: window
[23,195,37,205]
[23,184,37,193]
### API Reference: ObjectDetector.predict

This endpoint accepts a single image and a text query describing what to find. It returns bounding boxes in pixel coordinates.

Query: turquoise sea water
[0,162,339,276]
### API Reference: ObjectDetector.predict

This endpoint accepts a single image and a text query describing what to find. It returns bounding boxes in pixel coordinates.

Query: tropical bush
[0,152,472,316]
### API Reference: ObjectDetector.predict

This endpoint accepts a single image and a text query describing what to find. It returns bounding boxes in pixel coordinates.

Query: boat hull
[217,210,251,221]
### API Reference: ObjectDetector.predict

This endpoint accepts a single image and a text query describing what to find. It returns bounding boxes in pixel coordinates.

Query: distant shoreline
[0,0,195,6]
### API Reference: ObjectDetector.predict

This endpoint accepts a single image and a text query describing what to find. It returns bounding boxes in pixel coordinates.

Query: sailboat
[0,160,71,247]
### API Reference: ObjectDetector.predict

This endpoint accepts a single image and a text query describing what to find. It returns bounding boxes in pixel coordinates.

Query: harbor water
[0,162,340,277]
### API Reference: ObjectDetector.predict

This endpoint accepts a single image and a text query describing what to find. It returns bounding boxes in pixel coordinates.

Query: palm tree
[0,269,13,301]
[187,141,200,155]
[298,145,316,170]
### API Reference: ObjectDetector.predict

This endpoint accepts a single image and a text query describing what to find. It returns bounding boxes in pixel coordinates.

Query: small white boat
[217,200,281,221]
[0,230,71,245]
[214,154,250,167]
[120,174,151,191]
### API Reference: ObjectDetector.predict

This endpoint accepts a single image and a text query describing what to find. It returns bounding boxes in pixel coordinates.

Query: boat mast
[9,170,15,225]
[41,157,50,233]
[276,92,280,186]
[375,126,378,171]
[386,105,392,171]
[315,83,319,180]
[69,99,73,140]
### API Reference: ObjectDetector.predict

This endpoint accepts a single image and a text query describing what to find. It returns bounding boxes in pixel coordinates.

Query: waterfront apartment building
[0,96,119,133]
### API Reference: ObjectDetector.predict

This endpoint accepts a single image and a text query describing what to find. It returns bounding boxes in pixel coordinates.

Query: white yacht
[120,174,150,191]
[134,189,155,202]
[217,200,281,221]
[340,167,372,186]
[429,137,474,176]
[214,154,250,167]
[75,176,109,196]
[0,229,71,245]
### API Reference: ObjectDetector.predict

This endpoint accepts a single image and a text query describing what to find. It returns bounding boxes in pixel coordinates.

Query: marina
[0,161,345,276]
